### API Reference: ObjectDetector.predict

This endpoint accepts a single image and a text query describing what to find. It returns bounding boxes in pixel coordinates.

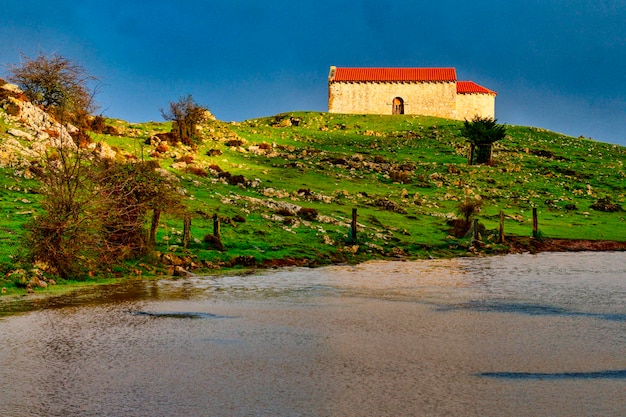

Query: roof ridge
[330,67,457,82]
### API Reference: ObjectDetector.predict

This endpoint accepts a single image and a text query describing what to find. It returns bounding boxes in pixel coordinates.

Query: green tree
[161,95,208,146]
[461,116,506,165]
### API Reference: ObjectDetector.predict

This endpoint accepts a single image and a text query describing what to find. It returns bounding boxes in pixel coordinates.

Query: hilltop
[1,82,625,292]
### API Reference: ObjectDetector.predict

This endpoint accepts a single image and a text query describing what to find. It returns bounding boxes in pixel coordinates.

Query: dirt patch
[505,237,626,254]
[261,257,316,268]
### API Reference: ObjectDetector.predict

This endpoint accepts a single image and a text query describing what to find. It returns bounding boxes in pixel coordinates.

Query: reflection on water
[0,252,625,417]
[129,310,237,319]
[437,300,626,321]
[479,370,626,380]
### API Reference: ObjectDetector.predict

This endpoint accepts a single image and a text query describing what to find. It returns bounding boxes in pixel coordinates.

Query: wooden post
[183,214,192,248]
[213,214,221,238]
[472,218,479,243]
[499,210,505,243]
[351,208,357,242]
[149,209,161,245]
[532,208,538,238]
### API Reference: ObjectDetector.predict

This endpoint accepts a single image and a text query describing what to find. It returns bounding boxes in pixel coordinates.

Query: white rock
[7,128,34,141]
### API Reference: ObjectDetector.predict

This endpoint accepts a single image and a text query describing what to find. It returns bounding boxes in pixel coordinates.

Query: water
[0,252,624,416]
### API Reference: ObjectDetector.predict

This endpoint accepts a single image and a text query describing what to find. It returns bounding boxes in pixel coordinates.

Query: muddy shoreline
[504,237,626,254]
[1,237,624,301]
[257,237,626,270]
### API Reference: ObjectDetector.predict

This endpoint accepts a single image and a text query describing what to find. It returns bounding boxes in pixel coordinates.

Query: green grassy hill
[1,111,625,289]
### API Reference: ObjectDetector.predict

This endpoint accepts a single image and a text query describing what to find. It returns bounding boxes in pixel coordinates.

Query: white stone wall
[456,93,496,120]
[329,81,457,119]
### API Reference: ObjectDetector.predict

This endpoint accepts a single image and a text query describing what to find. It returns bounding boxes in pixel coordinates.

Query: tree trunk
[468,144,475,165]
[149,209,161,246]
[183,214,192,249]
[475,144,493,165]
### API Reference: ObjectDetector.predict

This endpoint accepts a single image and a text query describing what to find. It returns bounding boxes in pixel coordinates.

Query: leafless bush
[161,95,208,146]
[25,147,185,279]
[457,197,483,224]
[7,52,99,128]
[390,170,412,184]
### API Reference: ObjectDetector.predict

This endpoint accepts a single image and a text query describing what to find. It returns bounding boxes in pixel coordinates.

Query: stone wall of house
[328,81,457,119]
[456,93,496,120]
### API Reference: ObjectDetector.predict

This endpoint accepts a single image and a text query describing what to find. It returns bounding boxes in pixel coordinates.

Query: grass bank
[1,111,625,295]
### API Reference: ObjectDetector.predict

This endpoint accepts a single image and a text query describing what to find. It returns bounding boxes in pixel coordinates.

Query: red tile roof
[330,67,457,82]
[457,81,497,95]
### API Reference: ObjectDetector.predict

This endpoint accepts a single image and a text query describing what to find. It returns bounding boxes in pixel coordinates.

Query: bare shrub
[208,164,223,173]
[25,149,184,279]
[390,170,412,184]
[89,115,107,133]
[225,139,244,147]
[7,52,99,128]
[187,166,208,177]
[207,149,223,156]
[161,95,208,146]
[457,197,483,224]
[154,143,169,154]
[591,196,623,212]
[177,154,194,164]
[276,207,295,217]
[228,174,247,186]
[298,207,318,220]
[203,234,224,251]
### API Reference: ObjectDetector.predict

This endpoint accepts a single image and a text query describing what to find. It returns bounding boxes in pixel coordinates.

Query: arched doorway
[392,97,404,115]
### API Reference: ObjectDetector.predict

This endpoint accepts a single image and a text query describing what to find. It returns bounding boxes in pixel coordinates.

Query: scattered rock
[373,198,407,214]
[8,128,34,141]
[173,266,192,277]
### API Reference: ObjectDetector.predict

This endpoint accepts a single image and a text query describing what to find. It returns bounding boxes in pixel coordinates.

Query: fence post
[149,209,161,245]
[351,208,357,242]
[499,210,505,243]
[213,214,221,239]
[472,218,479,243]
[183,214,191,248]
[532,208,538,238]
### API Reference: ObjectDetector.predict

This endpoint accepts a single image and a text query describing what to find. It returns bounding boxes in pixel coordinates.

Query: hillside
[1,86,625,289]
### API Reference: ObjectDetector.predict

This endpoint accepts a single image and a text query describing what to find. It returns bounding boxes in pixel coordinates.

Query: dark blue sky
[2,0,625,145]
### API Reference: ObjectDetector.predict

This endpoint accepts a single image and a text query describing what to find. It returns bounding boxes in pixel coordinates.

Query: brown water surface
[1,252,624,416]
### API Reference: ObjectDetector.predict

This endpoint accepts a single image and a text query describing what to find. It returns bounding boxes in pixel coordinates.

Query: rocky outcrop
[0,82,85,168]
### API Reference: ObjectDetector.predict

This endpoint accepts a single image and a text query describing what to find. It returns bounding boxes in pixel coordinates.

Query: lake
[0,252,624,416]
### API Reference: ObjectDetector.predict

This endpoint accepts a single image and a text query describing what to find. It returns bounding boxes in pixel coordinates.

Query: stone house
[328,66,497,120]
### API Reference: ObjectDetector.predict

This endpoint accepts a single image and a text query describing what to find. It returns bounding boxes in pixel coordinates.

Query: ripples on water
[0,252,624,416]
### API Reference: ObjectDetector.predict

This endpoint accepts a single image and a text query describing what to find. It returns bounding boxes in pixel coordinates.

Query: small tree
[7,52,98,128]
[461,116,506,165]
[450,196,483,237]
[24,146,101,278]
[95,159,185,262]
[26,150,185,279]
[161,95,208,146]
